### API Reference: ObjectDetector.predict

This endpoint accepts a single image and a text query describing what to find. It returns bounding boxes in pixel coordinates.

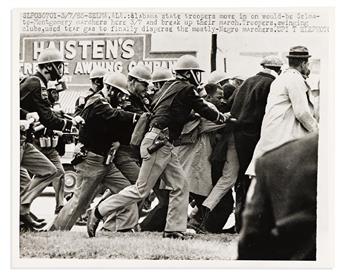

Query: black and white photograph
[9,5,335,268]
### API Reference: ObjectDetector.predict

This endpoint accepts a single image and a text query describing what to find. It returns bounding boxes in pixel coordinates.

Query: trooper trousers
[51,151,138,231]
[98,131,189,232]
[20,142,57,215]
[101,145,141,231]
[35,146,65,209]
[202,132,239,211]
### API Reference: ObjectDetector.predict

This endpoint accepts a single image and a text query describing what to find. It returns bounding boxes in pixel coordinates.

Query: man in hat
[244,47,318,233]
[247,46,318,177]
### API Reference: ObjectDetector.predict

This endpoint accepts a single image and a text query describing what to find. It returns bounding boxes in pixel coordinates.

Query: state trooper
[50,71,140,232]
[100,65,153,231]
[32,81,67,215]
[74,67,107,116]
[87,55,232,239]
[20,47,84,229]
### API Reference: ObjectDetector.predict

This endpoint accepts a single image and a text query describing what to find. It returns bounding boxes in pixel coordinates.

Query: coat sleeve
[29,78,72,131]
[93,98,137,128]
[287,75,318,132]
[184,86,220,122]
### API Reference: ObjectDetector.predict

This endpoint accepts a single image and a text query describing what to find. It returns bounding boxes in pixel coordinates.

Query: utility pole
[211,34,217,72]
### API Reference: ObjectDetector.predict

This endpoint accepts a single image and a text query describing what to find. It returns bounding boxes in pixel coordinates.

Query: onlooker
[238,133,318,260]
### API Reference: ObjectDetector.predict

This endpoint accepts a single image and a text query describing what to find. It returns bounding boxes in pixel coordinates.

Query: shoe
[86,207,101,237]
[100,227,111,232]
[195,224,208,234]
[163,231,186,240]
[20,222,37,232]
[196,205,211,234]
[54,205,64,215]
[76,217,87,226]
[20,214,47,229]
[29,212,45,223]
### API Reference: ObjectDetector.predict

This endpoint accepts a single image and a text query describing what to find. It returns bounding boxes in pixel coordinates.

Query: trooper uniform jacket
[149,79,221,141]
[20,72,73,132]
[79,92,137,157]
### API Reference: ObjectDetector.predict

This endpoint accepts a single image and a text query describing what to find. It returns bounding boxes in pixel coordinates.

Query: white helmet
[152,67,175,83]
[128,64,152,84]
[174,55,204,72]
[89,67,107,80]
[104,72,129,95]
[208,70,231,85]
[37,48,64,64]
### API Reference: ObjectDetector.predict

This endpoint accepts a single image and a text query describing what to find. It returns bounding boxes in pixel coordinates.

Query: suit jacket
[237,133,318,260]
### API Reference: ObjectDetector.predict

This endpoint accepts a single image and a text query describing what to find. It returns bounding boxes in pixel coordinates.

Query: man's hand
[216,112,237,124]
[26,112,39,122]
[72,115,85,126]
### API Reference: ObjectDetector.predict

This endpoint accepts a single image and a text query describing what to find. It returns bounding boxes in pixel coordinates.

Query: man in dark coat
[230,55,283,232]
[237,133,318,260]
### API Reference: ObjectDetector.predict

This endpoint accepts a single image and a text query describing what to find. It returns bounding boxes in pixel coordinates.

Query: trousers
[20,142,57,215]
[101,146,141,231]
[35,145,65,210]
[51,151,138,231]
[203,132,239,210]
[98,131,189,232]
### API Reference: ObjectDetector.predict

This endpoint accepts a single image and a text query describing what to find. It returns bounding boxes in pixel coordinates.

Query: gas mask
[107,86,129,109]
[47,62,64,81]
[189,70,202,86]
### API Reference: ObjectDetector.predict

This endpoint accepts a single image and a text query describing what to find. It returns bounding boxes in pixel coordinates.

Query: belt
[148,127,162,134]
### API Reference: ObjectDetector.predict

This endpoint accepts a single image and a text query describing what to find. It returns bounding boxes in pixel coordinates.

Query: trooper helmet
[37,48,64,64]
[89,67,107,80]
[152,67,175,83]
[37,48,65,80]
[174,55,204,86]
[128,64,152,84]
[104,72,130,95]
[208,70,231,85]
[174,55,204,72]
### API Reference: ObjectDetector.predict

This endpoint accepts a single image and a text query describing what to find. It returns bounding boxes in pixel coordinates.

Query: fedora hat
[286,46,311,58]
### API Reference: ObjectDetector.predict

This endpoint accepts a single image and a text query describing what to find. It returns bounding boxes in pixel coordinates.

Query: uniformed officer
[100,65,152,231]
[74,67,107,116]
[20,47,84,229]
[87,55,231,239]
[50,72,140,231]
[33,81,66,214]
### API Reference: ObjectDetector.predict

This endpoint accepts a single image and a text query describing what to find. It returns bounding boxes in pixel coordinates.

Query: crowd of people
[19,45,319,260]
